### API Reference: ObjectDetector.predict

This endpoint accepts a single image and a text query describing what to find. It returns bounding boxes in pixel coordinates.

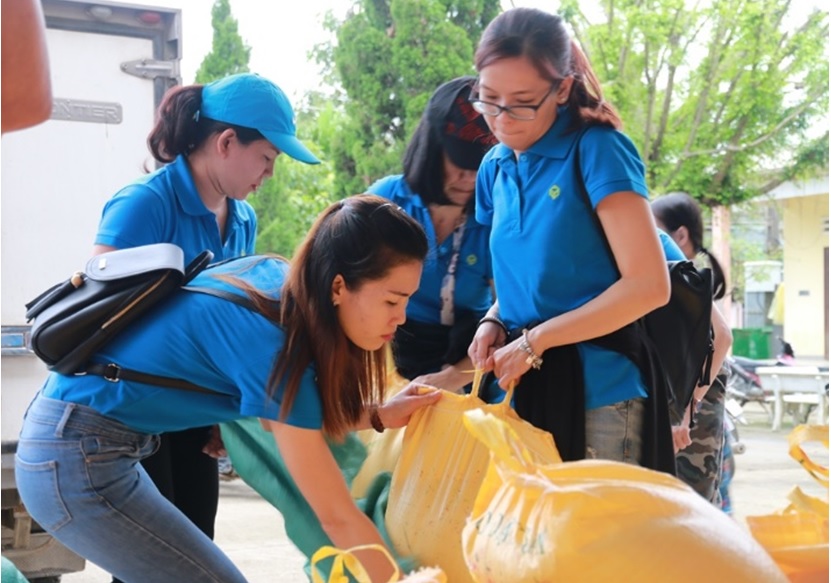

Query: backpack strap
[82,284,271,393]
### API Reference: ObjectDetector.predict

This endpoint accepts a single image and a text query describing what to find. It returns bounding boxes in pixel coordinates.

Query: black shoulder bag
[24,244,261,393]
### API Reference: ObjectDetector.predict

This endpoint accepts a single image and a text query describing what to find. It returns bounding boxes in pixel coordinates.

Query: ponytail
[565,40,622,130]
[701,248,727,300]
[147,85,203,163]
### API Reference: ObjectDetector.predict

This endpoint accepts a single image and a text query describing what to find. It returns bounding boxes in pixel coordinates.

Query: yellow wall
[782,193,829,358]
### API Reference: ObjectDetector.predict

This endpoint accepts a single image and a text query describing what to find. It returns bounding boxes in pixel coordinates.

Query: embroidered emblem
[548,185,561,200]
[466,254,478,266]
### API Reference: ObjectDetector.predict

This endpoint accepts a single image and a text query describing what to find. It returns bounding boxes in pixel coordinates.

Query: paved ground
[57,402,828,582]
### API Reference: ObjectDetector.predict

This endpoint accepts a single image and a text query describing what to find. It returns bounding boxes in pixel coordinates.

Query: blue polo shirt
[368,175,493,324]
[476,107,651,409]
[660,230,686,261]
[95,155,257,263]
[42,256,322,434]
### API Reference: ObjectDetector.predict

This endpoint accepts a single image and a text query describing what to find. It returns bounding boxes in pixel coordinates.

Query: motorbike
[723,394,747,455]
[724,338,797,410]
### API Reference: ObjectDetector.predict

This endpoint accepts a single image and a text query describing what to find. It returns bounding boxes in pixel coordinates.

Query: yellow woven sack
[461,409,789,583]
[384,373,560,582]
[310,544,446,583]
[746,424,829,583]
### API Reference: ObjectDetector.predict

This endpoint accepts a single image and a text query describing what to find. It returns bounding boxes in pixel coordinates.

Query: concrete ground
[59,401,828,582]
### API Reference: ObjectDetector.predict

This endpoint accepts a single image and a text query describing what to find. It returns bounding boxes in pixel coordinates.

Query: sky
[135,0,557,102]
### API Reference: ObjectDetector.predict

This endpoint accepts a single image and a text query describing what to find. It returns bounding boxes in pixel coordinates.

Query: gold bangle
[369,405,385,433]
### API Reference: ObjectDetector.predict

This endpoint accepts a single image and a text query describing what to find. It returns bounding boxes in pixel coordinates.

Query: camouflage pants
[676,375,727,506]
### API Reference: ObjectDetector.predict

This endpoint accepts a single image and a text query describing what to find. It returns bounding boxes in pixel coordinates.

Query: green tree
[194,0,251,84]
[560,0,829,207]
[315,0,501,198]
[249,94,336,257]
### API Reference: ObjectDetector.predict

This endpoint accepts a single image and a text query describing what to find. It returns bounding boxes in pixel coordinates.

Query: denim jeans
[15,393,248,583]
[584,397,645,465]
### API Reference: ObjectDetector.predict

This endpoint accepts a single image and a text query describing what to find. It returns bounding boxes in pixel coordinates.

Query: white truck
[1,1,181,579]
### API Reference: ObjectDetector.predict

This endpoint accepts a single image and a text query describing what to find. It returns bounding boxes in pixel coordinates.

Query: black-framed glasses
[469,84,558,121]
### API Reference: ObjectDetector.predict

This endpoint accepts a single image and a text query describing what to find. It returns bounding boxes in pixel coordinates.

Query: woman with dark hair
[15,194,441,583]
[652,192,727,300]
[653,192,734,510]
[368,77,499,396]
[89,73,320,577]
[468,8,675,470]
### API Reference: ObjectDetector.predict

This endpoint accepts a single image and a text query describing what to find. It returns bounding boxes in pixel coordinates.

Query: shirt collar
[170,155,211,216]
[491,106,581,163]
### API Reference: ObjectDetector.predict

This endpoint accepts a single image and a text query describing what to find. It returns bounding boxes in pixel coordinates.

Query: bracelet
[519,328,543,370]
[477,315,509,338]
[369,405,385,433]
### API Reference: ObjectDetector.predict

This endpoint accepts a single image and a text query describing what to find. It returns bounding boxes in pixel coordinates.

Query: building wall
[782,193,829,358]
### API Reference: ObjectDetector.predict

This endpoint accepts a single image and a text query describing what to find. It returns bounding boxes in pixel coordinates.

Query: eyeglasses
[469,84,558,121]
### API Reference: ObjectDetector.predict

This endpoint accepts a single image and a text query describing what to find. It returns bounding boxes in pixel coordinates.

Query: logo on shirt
[548,185,561,200]
[466,254,478,266]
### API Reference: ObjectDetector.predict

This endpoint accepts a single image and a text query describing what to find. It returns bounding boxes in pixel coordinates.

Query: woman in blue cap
[15,195,440,583]
[89,72,319,569]
[368,76,499,398]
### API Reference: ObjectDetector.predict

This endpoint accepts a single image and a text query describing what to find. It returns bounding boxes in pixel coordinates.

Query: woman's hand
[411,360,474,394]
[672,424,692,454]
[491,335,534,389]
[201,425,227,459]
[378,383,442,429]
[468,322,506,372]
[672,403,694,453]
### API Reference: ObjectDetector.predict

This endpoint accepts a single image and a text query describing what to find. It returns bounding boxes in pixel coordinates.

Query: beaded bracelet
[369,405,385,433]
[519,328,543,370]
[477,315,509,338]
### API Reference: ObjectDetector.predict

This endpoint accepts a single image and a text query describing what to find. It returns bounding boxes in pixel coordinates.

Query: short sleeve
[579,128,648,209]
[95,185,169,248]
[475,152,498,226]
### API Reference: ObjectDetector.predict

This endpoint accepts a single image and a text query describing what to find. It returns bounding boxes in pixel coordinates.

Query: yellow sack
[746,424,829,583]
[385,373,560,582]
[461,409,789,583]
[310,544,446,583]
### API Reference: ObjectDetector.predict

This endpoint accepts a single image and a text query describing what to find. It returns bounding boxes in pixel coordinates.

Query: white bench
[755,366,829,430]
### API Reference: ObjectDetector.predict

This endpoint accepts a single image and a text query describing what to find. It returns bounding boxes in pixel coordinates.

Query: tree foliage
[194,0,251,84]
[316,0,501,198]
[560,0,829,207]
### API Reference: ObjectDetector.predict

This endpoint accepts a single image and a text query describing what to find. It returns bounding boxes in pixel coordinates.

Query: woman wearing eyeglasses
[468,8,674,471]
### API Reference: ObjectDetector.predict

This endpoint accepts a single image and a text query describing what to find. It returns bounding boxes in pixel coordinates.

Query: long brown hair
[269,194,428,437]
[475,8,622,131]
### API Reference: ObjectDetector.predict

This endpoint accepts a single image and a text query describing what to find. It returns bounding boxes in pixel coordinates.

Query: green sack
[219,418,413,579]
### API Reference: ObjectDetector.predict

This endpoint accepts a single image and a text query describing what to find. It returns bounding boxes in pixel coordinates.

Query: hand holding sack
[461,409,790,583]
[384,372,560,582]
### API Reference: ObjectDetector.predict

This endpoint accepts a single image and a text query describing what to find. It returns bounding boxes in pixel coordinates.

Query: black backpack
[24,244,258,392]
[573,136,714,425]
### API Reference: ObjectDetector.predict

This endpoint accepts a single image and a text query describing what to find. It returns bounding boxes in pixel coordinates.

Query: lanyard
[439,218,466,326]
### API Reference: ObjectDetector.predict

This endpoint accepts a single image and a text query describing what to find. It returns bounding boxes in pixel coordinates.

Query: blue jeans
[584,398,645,465]
[15,393,248,583]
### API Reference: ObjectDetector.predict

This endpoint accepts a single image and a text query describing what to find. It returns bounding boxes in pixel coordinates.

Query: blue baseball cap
[201,73,320,165]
